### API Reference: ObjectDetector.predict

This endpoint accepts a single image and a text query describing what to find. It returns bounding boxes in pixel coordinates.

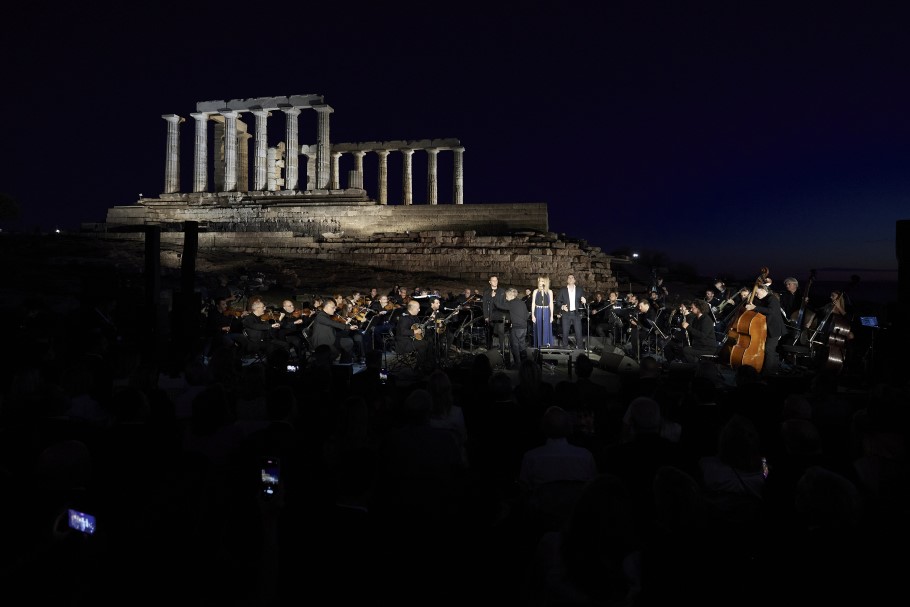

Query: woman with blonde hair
[531,275,555,347]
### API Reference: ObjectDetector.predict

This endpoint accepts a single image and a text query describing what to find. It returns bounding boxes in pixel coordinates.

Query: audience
[1,277,903,606]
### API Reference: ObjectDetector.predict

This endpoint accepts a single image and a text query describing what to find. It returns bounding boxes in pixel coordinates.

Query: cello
[813,275,860,373]
[720,267,769,373]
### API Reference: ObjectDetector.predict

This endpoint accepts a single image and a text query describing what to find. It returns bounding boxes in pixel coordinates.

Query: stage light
[632,252,639,258]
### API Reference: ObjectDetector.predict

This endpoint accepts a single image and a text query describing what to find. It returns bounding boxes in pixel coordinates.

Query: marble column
[426,148,439,205]
[401,149,414,205]
[283,107,301,191]
[252,109,269,191]
[314,104,333,189]
[300,145,316,191]
[238,132,251,191]
[162,114,184,194]
[331,151,342,190]
[221,110,239,192]
[376,150,390,205]
[453,146,465,205]
[190,113,208,193]
[353,150,366,188]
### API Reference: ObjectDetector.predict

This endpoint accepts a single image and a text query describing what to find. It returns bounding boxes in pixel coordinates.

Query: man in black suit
[681,299,717,363]
[311,299,358,363]
[395,299,430,370]
[746,283,785,375]
[497,288,529,368]
[482,275,507,352]
[556,274,587,349]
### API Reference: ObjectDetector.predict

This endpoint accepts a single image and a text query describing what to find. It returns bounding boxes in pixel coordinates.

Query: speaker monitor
[599,352,639,374]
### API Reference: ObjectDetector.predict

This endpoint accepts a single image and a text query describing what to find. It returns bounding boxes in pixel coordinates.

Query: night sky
[4,2,908,285]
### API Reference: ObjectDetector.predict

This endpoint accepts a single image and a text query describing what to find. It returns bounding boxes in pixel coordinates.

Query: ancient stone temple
[87,94,620,291]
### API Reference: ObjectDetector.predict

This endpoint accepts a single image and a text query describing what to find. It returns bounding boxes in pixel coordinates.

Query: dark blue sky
[3,2,907,284]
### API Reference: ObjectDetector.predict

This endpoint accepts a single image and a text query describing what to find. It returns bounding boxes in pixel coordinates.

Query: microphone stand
[585,304,591,354]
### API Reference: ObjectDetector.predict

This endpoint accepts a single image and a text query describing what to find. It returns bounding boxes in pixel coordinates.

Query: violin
[383,302,400,311]
[349,305,371,323]
[331,314,357,328]
[224,307,245,318]
[260,308,281,322]
[290,308,313,318]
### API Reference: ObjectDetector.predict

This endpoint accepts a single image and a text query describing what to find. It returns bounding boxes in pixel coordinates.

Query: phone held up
[67,509,97,535]
[260,457,280,498]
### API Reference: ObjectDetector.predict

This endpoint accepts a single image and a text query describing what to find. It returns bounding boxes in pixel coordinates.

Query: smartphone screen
[761,457,769,479]
[260,458,280,497]
[67,509,97,535]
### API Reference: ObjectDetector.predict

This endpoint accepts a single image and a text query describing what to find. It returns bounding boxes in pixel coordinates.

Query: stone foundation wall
[87,229,620,293]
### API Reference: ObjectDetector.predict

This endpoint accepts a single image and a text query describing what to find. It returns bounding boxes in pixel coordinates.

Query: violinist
[277,299,309,359]
[311,299,358,364]
[366,294,397,351]
[241,299,290,358]
[204,298,244,356]
[390,286,410,306]
[744,283,785,375]
[338,300,367,361]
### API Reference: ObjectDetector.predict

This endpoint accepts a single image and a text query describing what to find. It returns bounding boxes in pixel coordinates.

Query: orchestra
[194,269,864,379]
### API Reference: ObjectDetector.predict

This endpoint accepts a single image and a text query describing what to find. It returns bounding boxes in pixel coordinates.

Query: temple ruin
[86,94,621,291]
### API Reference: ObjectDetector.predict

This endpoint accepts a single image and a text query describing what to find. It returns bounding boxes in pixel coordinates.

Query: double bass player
[745,282,785,375]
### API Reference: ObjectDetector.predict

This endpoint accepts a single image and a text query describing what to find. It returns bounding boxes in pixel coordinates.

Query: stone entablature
[102,202,549,239]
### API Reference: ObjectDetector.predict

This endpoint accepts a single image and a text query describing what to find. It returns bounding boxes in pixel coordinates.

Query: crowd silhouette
[1,278,908,606]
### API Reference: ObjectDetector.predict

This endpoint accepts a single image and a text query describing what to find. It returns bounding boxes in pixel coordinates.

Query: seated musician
[311,299,359,364]
[395,299,430,369]
[680,299,717,363]
[662,299,692,364]
[390,286,411,306]
[367,294,398,351]
[204,298,245,356]
[340,300,367,361]
[241,300,290,358]
[423,296,449,364]
[277,299,308,359]
[588,291,610,347]
[454,287,473,306]
[627,298,657,361]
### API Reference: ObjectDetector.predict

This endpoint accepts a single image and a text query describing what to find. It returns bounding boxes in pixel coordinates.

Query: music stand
[647,318,669,362]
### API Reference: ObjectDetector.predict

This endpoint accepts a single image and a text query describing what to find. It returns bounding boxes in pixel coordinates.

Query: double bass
[719,267,769,373]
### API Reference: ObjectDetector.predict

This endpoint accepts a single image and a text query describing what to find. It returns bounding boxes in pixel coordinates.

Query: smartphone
[379,370,388,384]
[761,457,769,480]
[286,364,299,373]
[260,457,280,498]
[67,509,97,535]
